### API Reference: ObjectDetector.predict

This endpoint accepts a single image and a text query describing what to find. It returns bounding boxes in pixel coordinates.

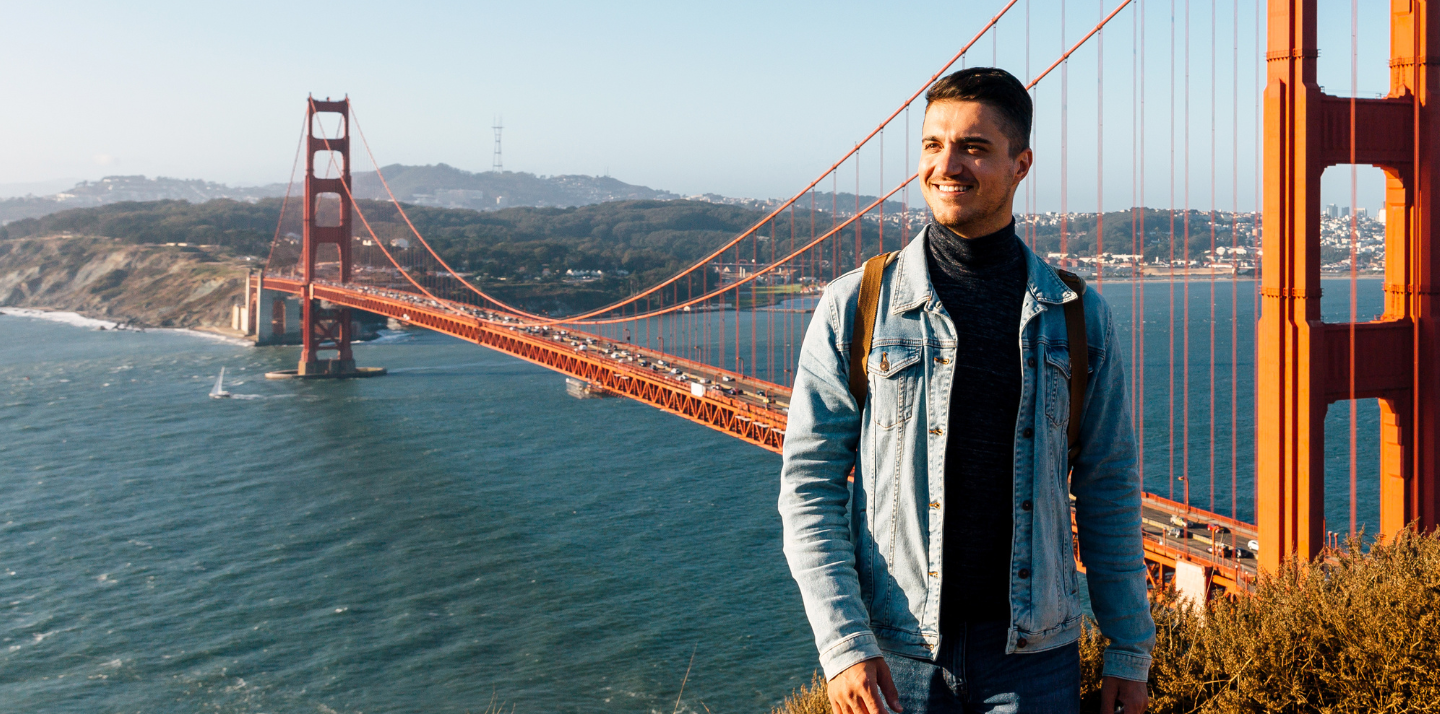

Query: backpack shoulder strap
[847,252,898,405]
[1055,269,1088,464]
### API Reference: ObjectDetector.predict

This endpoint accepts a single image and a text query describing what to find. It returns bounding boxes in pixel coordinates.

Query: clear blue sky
[0,0,1390,212]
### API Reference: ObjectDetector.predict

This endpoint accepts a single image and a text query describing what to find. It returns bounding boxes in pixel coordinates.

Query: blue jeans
[881,621,1079,714]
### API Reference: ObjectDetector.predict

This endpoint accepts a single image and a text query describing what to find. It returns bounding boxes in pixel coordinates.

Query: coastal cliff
[0,234,251,329]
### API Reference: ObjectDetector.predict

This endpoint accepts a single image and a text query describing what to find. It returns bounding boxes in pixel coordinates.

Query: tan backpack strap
[848,252,897,406]
[1056,269,1088,464]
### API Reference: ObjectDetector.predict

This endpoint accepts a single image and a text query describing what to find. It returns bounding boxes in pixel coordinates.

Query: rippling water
[0,313,810,713]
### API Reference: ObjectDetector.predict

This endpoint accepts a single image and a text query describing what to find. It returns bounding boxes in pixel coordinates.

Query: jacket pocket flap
[1044,347,1072,381]
[868,347,921,378]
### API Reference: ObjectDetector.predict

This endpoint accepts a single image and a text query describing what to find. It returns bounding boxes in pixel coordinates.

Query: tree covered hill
[0,197,771,287]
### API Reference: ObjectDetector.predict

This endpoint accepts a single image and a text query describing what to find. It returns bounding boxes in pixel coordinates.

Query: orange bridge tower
[1259,0,1440,571]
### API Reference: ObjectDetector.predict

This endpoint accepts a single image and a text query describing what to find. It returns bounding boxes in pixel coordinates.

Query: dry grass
[770,671,830,714]
[778,528,1440,714]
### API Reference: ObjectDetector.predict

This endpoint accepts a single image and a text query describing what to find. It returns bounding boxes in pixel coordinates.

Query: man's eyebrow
[920,134,994,144]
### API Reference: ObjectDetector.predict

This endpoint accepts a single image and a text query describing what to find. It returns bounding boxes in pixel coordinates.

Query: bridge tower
[299,97,357,376]
[1259,0,1440,571]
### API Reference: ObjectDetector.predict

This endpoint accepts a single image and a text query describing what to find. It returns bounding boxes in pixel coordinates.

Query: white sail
[210,367,231,398]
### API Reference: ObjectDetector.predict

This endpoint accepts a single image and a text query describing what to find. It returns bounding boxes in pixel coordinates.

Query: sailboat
[210,367,232,399]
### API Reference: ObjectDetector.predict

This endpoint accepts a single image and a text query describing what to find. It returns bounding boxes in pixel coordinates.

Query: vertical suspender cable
[904,108,911,247]
[1349,0,1359,540]
[1061,0,1070,268]
[1254,0,1262,518]
[1097,0,1105,289]
[1183,0,1192,510]
[1169,0,1177,501]
[1138,0,1147,484]
[1026,0,1033,249]
[1209,0,1217,515]
[1231,0,1240,526]
[879,129,885,254]
[856,151,862,268]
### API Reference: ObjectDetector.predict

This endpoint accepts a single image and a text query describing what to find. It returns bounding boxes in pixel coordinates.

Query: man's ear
[1012,147,1034,184]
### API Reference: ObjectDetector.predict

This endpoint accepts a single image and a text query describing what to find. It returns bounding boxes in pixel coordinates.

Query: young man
[778,68,1154,714]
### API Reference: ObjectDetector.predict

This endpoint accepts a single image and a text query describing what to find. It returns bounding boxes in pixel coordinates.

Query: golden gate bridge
[249,0,1440,604]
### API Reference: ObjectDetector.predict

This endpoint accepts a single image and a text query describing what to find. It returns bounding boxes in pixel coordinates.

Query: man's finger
[856,680,886,714]
[877,660,903,713]
[1100,676,1117,713]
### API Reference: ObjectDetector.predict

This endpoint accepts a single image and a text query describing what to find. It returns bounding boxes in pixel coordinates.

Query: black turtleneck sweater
[925,220,1028,630]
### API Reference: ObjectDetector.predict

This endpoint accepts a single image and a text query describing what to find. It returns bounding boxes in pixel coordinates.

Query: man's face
[918,100,1032,236]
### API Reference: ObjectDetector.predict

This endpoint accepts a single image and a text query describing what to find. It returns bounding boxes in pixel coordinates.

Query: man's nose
[939,145,970,178]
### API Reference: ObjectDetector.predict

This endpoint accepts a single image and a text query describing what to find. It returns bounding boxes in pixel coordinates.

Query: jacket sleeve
[778,286,879,680]
[1069,297,1156,683]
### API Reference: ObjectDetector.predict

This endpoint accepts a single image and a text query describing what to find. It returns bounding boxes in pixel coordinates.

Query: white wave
[359,329,413,345]
[0,308,121,330]
[0,309,253,346]
[158,328,252,346]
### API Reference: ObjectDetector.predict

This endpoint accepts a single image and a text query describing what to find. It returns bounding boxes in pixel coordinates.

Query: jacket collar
[888,223,1081,316]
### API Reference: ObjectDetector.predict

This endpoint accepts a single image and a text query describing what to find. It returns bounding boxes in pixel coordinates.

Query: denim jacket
[778,226,1155,683]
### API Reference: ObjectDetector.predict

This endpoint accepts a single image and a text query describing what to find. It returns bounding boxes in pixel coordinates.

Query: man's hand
[828,657,902,714]
[1100,676,1148,713]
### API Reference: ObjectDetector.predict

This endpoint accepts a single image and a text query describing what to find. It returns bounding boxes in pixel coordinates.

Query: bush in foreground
[775,529,1440,714]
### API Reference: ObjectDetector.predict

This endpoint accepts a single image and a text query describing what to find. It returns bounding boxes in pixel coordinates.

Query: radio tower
[491,117,503,172]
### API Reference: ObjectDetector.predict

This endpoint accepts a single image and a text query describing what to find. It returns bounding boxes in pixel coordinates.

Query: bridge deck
[261,276,1257,593]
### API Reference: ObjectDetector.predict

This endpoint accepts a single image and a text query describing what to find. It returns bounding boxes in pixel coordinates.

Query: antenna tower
[492,118,503,172]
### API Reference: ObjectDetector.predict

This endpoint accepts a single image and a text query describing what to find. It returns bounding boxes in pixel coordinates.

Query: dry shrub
[771,671,829,714]
[1081,528,1440,713]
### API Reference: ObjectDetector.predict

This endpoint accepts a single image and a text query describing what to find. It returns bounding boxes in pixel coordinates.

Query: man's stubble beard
[931,169,1018,235]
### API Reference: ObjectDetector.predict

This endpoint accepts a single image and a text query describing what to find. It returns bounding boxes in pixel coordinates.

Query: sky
[0,0,1393,213]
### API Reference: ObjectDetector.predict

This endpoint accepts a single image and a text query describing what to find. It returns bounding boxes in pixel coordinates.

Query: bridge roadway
[261,276,1259,593]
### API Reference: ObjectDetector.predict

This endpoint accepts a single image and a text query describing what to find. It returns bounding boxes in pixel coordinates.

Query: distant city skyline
[0,1,1390,212]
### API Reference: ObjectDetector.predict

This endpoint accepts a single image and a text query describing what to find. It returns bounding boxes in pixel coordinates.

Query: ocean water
[0,313,809,713]
[0,275,1388,712]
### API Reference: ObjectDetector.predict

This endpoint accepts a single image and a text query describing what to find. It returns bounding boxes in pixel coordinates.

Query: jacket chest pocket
[867,346,921,429]
[1043,346,1072,429]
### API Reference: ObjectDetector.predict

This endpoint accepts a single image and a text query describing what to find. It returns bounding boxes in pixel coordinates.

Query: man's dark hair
[925,68,1032,157]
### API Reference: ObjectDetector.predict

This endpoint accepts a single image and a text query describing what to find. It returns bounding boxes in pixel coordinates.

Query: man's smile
[932,183,974,195]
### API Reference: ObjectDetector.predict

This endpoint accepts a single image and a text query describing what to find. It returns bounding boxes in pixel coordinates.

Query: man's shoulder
[822,265,869,305]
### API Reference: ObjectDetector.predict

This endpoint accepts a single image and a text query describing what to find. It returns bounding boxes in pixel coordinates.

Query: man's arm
[1069,299,1156,684]
[778,285,880,680]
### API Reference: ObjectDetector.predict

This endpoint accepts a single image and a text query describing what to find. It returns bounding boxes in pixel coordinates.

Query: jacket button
[1023,427,1034,438]
[1018,568,1030,579]
[1026,358,1036,368]
[1021,500,1032,511]
[1016,637,1028,648]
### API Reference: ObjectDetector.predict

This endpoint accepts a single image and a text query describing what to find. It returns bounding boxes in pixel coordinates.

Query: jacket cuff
[1101,648,1152,683]
[819,631,883,680]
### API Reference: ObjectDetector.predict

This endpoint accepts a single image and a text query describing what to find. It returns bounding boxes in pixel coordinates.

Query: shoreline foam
[0,307,252,346]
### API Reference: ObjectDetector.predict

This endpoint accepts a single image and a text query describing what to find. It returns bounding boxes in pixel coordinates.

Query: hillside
[0,198,789,320]
[0,235,253,328]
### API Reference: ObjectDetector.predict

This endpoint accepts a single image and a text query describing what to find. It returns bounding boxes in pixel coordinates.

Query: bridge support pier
[1259,0,1440,572]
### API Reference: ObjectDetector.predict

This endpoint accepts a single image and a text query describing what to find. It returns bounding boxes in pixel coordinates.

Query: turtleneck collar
[926,220,1021,273]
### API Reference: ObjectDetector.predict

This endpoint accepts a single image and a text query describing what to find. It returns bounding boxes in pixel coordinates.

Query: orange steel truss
[299,98,357,376]
[265,278,788,450]
[1260,0,1440,572]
